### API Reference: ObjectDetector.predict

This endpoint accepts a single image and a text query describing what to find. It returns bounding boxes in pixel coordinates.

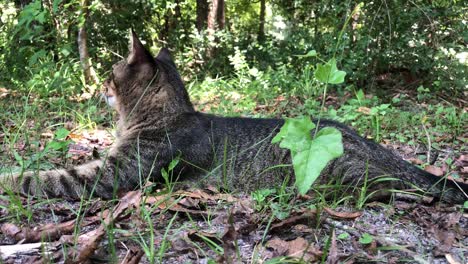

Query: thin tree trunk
[196,0,209,32]
[207,0,225,58]
[207,0,218,58]
[77,0,99,95]
[207,0,218,34]
[258,0,266,41]
[216,0,225,30]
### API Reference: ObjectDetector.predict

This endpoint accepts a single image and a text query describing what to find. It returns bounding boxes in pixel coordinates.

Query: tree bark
[258,0,266,41]
[207,0,225,58]
[196,0,208,32]
[207,0,218,33]
[207,0,226,32]
[77,0,99,94]
[216,0,225,30]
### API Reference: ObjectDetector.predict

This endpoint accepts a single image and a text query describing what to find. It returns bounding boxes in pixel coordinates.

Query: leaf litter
[1,184,466,263]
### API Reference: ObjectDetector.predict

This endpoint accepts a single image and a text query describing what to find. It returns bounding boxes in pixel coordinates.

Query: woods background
[0,0,466,99]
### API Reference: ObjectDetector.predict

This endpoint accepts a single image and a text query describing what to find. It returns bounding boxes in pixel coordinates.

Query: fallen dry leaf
[266,237,322,262]
[407,157,424,165]
[1,216,99,243]
[219,216,239,264]
[357,106,371,115]
[324,207,362,219]
[0,87,10,99]
[424,165,444,176]
[326,229,338,264]
[433,228,456,255]
[119,246,144,264]
[445,253,461,264]
[65,191,143,263]
[178,197,200,209]
[270,209,317,233]
[0,243,55,259]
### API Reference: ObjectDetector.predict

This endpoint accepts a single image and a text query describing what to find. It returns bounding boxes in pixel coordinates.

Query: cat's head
[103,30,193,120]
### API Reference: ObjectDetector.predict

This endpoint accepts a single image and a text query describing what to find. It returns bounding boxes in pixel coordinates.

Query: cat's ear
[127,29,154,66]
[156,48,177,67]
[156,48,172,62]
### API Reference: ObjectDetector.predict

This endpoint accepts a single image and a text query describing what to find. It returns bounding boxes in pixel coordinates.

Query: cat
[1,31,467,204]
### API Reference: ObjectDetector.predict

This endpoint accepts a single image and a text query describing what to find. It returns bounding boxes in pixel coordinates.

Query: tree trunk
[77,0,99,95]
[207,0,218,34]
[258,0,266,41]
[207,0,225,58]
[216,0,225,30]
[196,0,208,32]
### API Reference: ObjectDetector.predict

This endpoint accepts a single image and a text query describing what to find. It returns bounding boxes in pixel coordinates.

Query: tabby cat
[1,31,467,203]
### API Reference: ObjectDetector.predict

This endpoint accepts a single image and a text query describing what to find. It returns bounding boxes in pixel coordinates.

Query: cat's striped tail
[1,160,118,200]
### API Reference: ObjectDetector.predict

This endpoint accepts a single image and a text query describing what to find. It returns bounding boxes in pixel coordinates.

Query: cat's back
[201,113,285,142]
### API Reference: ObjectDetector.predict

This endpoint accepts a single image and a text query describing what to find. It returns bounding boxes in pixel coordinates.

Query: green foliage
[251,188,276,211]
[338,232,350,240]
[272,117,344,195]
[359,233,373,245]
[1,0,466,98]
[46,128,71,151]
[12,127,71,171]
[314,58,346,84]
[160,156,181,192]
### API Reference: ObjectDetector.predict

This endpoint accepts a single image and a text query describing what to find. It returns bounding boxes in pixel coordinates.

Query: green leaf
[338,232,350,240]
[48,141,67,151]
[271,117,315,152]
[355,89,365,102]
[161,168,169,181]
[54,128,70,140]
[292,127,344,194]
[314,58,346,84]
[53,0,62,13]
[272,117,344,195]
[35,11,47,24]
[13,151,24,168]
[60,47,71,57]
[464,201,468,209]
[296,50,317,58]
[168,156,180,171]
[359,233,373,244]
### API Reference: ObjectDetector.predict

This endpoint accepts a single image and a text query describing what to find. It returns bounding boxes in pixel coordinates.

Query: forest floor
[0,85,467,263]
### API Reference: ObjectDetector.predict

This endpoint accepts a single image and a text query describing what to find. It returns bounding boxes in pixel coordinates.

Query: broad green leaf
[314,58,346,84]
[359,233,373,244]
[54,128,70,140]
[296,50,317,58]
[272,117,344,195]
[48,141,68,151]
[271,116,315,152]
[292,127,344,194]
[338,232,350,240]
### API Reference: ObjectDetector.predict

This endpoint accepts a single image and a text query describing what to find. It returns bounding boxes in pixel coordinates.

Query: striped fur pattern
[1,31,467,203]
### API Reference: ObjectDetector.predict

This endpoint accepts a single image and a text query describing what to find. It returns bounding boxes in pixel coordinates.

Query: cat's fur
[1,31,467,203]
